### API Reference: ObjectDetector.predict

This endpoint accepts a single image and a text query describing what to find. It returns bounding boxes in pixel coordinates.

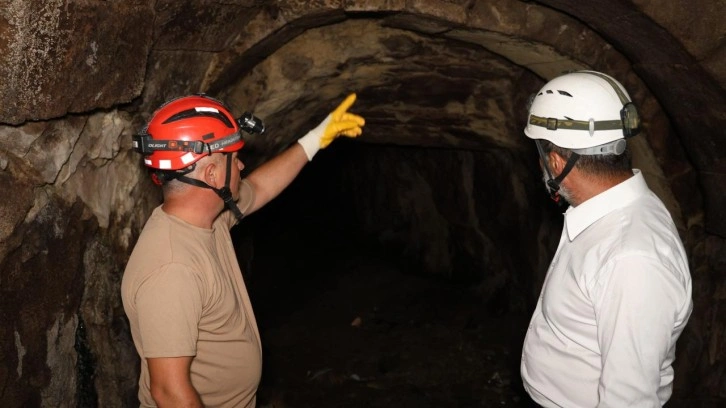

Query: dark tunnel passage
[229,139,700,407]
[233,139,556,407]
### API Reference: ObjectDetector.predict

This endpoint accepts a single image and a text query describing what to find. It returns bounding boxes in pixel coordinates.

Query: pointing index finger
[332,93,357,117]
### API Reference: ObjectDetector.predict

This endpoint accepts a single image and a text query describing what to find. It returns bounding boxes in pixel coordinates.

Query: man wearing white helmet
[519,71,693,407]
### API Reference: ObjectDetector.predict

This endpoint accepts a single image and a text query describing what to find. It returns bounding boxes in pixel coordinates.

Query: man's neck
[161,193,222,229]
[566,170,633,207]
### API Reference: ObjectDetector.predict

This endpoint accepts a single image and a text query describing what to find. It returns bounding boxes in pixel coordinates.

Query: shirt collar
[563,169,649,241]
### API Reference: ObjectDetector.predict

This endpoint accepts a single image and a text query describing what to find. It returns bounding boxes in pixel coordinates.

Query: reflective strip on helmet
[158,160,172,170]
[181,152,196,165]
[144,158,152,166]
[196,107,219,113]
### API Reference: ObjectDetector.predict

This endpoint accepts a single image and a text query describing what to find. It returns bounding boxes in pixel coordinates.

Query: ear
[201,159,220,188]
[548,151,566,173]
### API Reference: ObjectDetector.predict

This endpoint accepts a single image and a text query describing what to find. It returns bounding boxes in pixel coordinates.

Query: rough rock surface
[0,0,723,406]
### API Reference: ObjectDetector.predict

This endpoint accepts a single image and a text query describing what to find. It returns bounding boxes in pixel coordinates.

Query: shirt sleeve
[594,255,684,407]
[135,263,203,358]
[591,254,685,408]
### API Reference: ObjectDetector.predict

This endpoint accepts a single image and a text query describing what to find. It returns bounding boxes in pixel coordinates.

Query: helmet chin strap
[535,140,580,204]
[177,153,245,222]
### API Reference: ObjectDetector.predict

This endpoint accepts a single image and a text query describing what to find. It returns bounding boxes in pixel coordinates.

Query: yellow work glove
[297,93,365,161]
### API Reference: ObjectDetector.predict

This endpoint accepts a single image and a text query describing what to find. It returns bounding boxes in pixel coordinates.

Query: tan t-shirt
[121,180,260,407]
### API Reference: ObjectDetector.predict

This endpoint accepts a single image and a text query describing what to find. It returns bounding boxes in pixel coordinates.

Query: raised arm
[243,93,365,215]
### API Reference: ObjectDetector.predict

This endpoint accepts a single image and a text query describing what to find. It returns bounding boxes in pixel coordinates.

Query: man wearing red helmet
[121,94,364,407]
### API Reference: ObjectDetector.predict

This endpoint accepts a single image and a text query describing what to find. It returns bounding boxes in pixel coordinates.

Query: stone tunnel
[0,1,724,406]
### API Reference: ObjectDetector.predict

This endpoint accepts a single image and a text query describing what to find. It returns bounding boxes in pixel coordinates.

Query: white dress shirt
[521,170,693,407]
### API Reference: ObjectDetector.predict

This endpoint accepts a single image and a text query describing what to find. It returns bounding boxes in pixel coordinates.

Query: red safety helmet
[133,94,245,171]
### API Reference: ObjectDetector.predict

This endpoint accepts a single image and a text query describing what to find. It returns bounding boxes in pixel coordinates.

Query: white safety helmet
[524,70,640,155]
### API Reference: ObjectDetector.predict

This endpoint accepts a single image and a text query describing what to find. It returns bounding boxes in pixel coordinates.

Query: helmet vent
[557,90,573,97]
[163,108,235,128]
[201,132,214,140]
[546,90,554,94]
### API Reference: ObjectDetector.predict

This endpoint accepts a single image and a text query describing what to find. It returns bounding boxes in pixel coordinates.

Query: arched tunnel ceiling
[205,14,690,232]
[119,1,726,237]
[222,19,539,153]
[0,0,724,234]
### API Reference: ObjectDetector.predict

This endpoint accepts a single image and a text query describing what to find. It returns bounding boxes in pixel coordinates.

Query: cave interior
[0,1,724,407]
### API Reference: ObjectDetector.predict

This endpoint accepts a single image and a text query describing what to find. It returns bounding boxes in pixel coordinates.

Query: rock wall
[0,0,723,405]
[0,108,156,406]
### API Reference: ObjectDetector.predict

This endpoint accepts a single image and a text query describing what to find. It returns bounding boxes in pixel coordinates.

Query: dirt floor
[246,247,536,408]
